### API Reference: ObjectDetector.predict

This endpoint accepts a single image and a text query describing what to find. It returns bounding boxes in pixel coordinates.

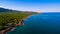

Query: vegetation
[0,8,38,31]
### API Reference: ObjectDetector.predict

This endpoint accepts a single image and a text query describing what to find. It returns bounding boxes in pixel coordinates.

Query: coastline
[0,15,30,34]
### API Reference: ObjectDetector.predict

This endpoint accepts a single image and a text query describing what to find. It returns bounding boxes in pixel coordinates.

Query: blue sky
[0,0,60,12]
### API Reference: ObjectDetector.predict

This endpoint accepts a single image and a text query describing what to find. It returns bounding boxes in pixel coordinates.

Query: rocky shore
[0,15,31,34]
[0,19,24,34]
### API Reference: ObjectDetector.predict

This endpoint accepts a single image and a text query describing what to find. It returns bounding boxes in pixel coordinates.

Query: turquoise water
[8,13,60,34]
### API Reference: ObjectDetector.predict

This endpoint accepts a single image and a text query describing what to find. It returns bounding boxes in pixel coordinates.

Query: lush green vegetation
[0,12,38,30]
[0,8,39,31]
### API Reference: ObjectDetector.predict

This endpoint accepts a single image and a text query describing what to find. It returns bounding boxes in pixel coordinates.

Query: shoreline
[0,15,30,34]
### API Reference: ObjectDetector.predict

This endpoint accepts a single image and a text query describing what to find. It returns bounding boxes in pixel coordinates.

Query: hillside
[0,7,39,34]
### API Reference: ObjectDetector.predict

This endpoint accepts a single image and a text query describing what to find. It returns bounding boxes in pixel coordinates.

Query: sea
[8,13,60,34]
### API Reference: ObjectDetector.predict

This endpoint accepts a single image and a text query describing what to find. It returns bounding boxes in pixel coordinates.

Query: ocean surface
[8,13,60,34]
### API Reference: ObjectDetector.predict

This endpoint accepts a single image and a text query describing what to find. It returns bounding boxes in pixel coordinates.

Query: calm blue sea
[8,13,60,34]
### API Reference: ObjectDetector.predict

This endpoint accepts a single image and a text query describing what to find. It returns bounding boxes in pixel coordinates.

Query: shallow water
[8,13,60,34]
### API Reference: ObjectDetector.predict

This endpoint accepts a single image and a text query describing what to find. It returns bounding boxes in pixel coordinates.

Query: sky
[0,0,60,12]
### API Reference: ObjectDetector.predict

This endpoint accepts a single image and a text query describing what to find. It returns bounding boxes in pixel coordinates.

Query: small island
[0,8,39,34]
